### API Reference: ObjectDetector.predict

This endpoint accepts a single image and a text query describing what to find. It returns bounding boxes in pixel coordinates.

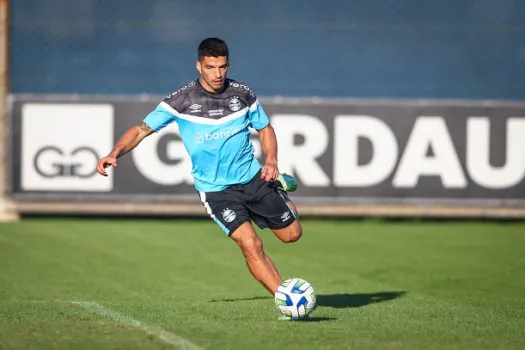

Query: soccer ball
[274,278,317,319]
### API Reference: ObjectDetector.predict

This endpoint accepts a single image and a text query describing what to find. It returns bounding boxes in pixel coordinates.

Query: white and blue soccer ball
[274,278,317,319]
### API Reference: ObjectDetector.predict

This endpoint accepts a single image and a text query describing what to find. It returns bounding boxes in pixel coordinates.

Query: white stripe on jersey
[249,99,259,112]
[159,101,180,116]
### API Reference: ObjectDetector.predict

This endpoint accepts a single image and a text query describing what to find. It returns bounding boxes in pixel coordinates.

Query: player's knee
[239,235,264,258]
[282,224,302,243]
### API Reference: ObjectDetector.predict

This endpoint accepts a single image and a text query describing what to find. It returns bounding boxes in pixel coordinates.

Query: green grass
[0,218,524,349]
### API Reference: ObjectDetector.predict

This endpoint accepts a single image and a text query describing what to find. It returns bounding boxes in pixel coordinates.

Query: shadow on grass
[209,296,270,303]
[210,291,407,309]
[317,291,407,308]
[288,316,336,322]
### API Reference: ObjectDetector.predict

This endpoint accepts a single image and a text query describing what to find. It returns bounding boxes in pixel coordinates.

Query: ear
[196,60,202,74]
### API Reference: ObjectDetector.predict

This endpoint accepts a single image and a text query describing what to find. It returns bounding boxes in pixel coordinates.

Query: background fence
[9,0,525,98]
[3,0,525,219]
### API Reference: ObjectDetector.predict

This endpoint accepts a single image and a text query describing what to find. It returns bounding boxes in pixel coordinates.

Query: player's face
[197,56,229,93]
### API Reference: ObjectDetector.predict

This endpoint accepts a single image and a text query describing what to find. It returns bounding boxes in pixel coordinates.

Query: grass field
[0,218,524,350]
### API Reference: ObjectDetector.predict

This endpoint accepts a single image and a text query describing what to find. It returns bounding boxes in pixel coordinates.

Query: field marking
[72,301,202,350]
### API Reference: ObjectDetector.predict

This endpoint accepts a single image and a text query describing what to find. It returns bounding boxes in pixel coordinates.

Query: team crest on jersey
[222,208,236,223]
[229,97,241,112]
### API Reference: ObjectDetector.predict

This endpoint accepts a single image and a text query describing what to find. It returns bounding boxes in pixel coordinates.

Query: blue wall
[10,0,525,99]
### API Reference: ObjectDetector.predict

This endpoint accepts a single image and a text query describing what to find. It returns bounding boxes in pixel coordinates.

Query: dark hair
[198,38,229,61]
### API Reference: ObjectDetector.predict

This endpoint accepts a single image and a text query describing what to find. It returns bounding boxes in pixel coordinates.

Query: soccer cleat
[274,173,298,192]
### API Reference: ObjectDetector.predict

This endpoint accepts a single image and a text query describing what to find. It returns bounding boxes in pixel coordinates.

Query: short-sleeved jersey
[143,78,270,192]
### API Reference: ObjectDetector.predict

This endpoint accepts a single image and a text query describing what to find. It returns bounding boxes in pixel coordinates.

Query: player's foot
[274,173,297,192]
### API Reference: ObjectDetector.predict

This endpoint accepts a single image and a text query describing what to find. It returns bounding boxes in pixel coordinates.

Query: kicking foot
[274,173,298,192]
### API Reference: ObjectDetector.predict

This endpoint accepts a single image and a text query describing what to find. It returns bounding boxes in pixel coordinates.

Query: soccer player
[96,38,302,296]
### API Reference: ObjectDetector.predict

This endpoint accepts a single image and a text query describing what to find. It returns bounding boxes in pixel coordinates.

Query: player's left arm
[257,125,279,181]
[246,89,279,181]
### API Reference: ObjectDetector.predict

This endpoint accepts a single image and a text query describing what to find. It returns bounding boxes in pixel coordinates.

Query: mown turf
[0,218,524,349]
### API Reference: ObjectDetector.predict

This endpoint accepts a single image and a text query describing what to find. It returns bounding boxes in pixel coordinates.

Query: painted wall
[9,0,525,99]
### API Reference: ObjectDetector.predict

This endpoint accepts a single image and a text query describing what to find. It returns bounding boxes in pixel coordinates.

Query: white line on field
[72,301,202,350]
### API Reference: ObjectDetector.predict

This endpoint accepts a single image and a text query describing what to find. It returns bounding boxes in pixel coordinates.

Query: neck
[199,77,224,94]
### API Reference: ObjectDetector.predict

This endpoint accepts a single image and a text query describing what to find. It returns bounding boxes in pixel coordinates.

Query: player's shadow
[209,296,271,303]
[208,296,336,322]
[317,291,406,308]
[210,291,406,309]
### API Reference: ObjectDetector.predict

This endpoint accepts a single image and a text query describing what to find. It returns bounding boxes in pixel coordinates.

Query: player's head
[196,38,229,93]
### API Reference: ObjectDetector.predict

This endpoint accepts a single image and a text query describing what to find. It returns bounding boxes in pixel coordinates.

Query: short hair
[198,38,229,61]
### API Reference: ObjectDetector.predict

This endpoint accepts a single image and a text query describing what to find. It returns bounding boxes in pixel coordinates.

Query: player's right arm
[96,102,177,176]
[96,122,153,176]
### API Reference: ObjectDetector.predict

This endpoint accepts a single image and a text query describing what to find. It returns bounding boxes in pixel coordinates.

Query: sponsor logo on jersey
[222,208,236,222]
[194,127,244,144]
[229,81,255,97]
[229,97,241,112]
[208,109,224,117]
[166,81,196,99]
[195,133,205,144]
[189,104,202,113]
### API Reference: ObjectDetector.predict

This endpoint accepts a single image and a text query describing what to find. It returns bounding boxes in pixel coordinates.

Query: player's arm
[248,95,277,182]
[110,122,153,158]
[257,124,279,182]
[96,102,176,177]
[96,122,153,176]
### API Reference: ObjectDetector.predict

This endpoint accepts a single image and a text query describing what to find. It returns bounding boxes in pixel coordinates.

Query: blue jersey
[143,79,270,192]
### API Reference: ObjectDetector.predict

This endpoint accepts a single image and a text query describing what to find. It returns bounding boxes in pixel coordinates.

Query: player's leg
[247,178,303,243]
[199,190,282,295]
[269,196,302,243]
[272,224,302,243]
[230,222,282,295]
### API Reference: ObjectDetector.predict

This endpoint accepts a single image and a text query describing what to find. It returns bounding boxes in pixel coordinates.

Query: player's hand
[96,156,118,177]
[260,162,279,182]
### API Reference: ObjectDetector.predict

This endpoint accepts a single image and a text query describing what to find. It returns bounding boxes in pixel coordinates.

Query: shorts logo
[281,211,291,222]
[222,208,236,223]
[229,97,241,112]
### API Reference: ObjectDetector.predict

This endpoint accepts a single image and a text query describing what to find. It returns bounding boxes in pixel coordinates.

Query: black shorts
[198,171,297,236]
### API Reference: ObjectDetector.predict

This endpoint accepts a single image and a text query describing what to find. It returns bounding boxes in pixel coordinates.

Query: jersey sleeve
[248,99,270,130]
[143,102,178,132]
